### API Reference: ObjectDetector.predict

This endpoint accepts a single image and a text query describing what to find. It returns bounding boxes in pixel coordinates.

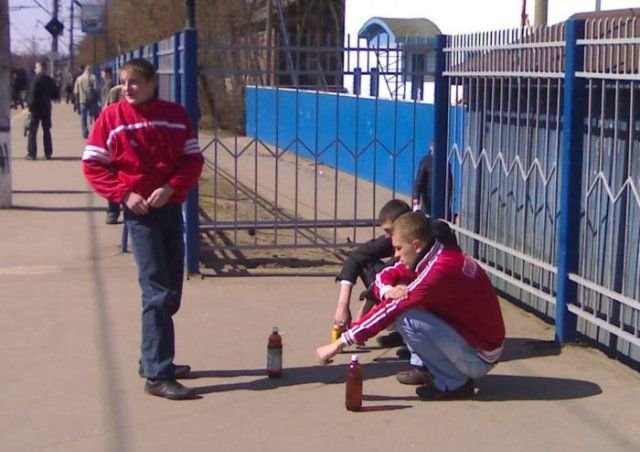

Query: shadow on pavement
[360,373,602,403]
[13,189,92,195]
[500,337,562,362]
[475,374,602,401]
[191,360,409,395]
[10,205,103,212]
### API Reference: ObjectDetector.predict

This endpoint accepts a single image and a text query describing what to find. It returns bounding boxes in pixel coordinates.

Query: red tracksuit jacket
[82,98,203,204]
[342,241,505,363]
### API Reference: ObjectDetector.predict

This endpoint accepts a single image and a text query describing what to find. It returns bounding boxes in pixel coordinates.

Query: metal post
[70,0,75,70]
[556,19,586,343]
[370,67,379,97]
[185,0,196,29]
[182,28,200,275]
[0,0,12,208]
[534,0,548,27]
[52,0,59,54]
[353,67,361,95]
[173,32,181,104]
[431,34,448,219]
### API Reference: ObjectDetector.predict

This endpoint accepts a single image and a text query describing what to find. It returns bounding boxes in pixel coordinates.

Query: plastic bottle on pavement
[345,354,362,411]
[266,326,283,378]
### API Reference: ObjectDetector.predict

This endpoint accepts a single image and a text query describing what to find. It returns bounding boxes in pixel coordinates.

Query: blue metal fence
[103,17,639,367]
[438,19,640,366]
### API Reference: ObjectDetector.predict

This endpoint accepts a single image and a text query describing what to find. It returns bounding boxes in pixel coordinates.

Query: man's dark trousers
[27,114,52,159]
[125,204,184,379]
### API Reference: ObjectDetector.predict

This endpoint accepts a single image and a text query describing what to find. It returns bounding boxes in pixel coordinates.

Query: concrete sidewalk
[1,103,639,452]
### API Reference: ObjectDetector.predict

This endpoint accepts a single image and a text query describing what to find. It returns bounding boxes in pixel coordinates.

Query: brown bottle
[266,326,283,378]
[345,354,362,411]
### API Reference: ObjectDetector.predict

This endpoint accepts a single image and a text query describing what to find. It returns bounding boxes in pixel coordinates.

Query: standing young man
[26,61,59,160]
[82,58,204,400]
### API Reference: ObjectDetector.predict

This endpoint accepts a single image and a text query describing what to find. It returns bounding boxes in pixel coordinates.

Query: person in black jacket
[332,199,411,329]
[412,149,454,219]
[26,61,59,160]
[412,152,433,214]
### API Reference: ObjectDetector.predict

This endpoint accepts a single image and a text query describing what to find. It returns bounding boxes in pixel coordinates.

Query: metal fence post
[173,32,181,104]
[556,19,586,343]
[151,42,159,69]
[431,34,448,219]
[370,67,379,97]
[353,67,361,96]
[181,28,200,275]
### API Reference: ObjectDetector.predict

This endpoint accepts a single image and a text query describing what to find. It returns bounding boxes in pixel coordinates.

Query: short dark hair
[378,199,411,223]
[102,67,113,76]
[119,58,156,81]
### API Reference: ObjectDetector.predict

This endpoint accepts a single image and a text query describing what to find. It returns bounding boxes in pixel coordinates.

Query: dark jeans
[125,204,184,379]
[27,113,52,158]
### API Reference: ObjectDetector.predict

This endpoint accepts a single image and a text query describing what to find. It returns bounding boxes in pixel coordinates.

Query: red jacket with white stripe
[343,241,505,362]
[82,98,203,204]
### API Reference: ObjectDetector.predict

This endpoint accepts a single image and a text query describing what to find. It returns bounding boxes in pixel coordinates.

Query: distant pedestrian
[10,70,25,109]
[101,75,124,225]
[73,65,100,139]
[63,71,74,104]
[26,61,60,160]
[100,67,116,109]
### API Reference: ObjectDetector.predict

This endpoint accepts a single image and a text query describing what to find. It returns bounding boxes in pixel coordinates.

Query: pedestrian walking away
[82,58,204,400]
[74,65,100,139]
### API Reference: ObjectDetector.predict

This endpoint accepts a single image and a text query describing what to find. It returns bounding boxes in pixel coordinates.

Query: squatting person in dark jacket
[332,199,411,348]
[26,61,59,160]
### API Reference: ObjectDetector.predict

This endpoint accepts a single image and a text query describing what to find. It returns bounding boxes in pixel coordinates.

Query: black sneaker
[25,154,36,161]
[396,346,411,360]
[416,379,475,401]
[105,215,119,225]
[376,331,404,348]
[144,379,197,400]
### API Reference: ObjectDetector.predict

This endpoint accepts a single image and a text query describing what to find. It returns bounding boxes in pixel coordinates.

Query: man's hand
[333,305,352,329]
[147,184,175,208]
[316,341,344,365]
[123,191,149,215]
[385,285,408,300]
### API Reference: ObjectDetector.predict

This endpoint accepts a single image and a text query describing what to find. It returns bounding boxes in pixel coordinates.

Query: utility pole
[185,0,195,29]
[0,0,12,208]
[534,0,548,27]
[52,0,59,54]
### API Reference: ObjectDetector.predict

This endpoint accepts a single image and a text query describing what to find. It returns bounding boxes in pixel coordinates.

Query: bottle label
[267,348,282,372]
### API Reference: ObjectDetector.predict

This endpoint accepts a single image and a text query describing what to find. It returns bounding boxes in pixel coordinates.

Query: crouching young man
[317,213,505,400]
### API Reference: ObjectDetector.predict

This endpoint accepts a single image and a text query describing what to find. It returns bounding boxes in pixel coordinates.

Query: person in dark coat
[26,61,60,160]
[412,149,454,219]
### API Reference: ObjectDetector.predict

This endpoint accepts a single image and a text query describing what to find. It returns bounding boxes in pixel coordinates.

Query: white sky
[9,0,640,54]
